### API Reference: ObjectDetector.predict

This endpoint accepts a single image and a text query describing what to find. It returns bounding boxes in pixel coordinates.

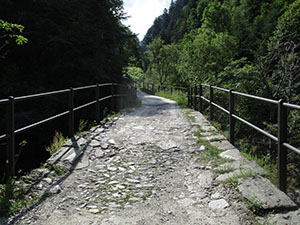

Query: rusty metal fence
[0,83,136,179]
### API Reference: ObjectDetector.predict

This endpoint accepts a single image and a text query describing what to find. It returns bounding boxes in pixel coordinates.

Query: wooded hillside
[141,0,300,202]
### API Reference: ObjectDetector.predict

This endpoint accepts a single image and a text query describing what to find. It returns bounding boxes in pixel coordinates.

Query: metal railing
[189,84,300,193]
[142,82,300,193]
[0,83,136,179]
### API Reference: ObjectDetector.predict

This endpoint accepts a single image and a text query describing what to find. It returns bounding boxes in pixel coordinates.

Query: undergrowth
[156,91,188,108]
[45,131,68,155]
[0,178,32,217]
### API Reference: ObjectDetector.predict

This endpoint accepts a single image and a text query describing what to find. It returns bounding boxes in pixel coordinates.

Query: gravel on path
[9,91,267,225]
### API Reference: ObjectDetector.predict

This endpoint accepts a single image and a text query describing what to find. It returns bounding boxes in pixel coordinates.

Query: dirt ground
[8,91,261,225]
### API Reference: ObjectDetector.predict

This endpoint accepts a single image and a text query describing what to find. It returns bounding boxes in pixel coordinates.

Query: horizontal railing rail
[0,82,136,180]
[141,82,300,193]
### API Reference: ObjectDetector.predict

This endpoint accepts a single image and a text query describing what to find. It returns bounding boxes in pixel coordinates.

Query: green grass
[45,131,68,155]
[225,170,256,187]
[240,149,277,186]
[244,197,264,216]
[156,91,188,108]
[195,129,234,167]
[213,166,235,174]
[183,109,196,121]
[0,178,34,217]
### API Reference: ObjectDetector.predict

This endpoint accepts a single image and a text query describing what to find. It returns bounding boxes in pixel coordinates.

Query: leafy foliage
[0,19,28,58]
[142,0,300,201]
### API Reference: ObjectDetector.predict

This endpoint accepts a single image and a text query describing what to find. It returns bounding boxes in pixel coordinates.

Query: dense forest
[0,0,142,98]
[137,0,300,202]
[0,0,141,179]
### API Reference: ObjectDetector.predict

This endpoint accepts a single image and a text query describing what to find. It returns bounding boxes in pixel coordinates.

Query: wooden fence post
[6,96,15,180]
[278,99,287,193]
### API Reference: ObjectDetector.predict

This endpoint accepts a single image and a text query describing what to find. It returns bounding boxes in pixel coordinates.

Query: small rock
[211,192,222,200]
[48,185,61,194]
[129,165,136,170]
[95,164,106,170]
[101,143,109,149]
[118,167,126,172]
[107,166,117,172]
[208,199,229,210]
[80,203,87,208]
[129,197,140,201]
[127,178,140,183]
[116,184,126,189]
[108,139,116,145]
[113,193,121,198]
[200,145,206,151]
[108,181,119,185]
[87,205,97,209]
[36,184,43,190]
[89,209,100,214]
[35,168,50,177]
[96,180,107,185]
[89,140,101,147]
[95,149,104,158]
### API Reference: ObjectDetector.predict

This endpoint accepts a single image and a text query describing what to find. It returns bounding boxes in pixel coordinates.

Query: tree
[177,28,237,85]
[0,19,28,58]
[202,1,231,33]
[259,0,300,103]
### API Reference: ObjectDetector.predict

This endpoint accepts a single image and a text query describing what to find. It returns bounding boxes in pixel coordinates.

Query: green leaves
[0,19,28,57]
[125,66,144,82]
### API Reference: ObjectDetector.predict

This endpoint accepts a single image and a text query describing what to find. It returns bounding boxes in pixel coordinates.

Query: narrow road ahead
[13,91,261,224]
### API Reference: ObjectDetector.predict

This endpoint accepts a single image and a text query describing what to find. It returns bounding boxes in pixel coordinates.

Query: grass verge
[156,91,188,108]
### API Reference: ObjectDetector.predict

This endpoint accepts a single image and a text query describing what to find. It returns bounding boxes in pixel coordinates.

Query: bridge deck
[10,91,299,225]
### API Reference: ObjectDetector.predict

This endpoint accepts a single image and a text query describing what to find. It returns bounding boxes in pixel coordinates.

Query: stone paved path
[9,91,299,225]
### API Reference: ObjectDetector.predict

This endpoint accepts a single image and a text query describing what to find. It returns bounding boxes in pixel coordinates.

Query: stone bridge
[7,91,300,225]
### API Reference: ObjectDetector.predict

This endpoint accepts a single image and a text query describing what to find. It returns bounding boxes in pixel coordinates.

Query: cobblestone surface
[7,91,297,225]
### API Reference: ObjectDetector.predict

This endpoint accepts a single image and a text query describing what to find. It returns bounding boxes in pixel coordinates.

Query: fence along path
[139,82,300,194]
[10,90,299,225]
[0,83,136,180]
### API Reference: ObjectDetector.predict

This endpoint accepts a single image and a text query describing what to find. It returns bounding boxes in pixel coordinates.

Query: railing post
[190,87,193,108]
[111,83,115,112]
[152,84,154,94]
[229,90,235,145]
[209,85,214,120]
[6,96,15,180]
[96,84,100,124]
[68,88,74,137]
[187,87,191,108]
[278,99,287,193]
[199,84,203,113]
[194,86,197,110]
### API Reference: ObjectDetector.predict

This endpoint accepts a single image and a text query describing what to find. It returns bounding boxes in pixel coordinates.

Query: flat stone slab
[63,137,87,147]
[202,134,227,142]
[264,209,300,225]
[210,140,235,151]
[88,140,101,147]
[219,148,242,160]
[238,176,297,210]
[215,159,267,182]
[209,199,229,210]
[47,146,83,170]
